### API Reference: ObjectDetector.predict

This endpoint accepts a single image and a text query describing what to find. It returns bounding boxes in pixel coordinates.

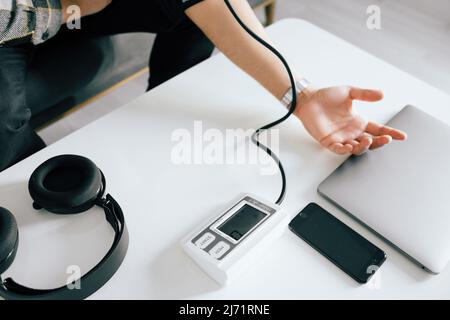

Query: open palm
[296,86,407,155]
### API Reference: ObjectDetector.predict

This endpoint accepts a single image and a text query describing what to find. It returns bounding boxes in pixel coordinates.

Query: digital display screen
[218,204,267,241]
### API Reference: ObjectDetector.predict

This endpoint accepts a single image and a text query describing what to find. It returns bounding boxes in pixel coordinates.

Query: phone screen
[289,203,386,283]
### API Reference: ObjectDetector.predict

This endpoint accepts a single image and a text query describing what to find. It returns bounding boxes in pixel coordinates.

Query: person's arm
[187,0,291,100]
[186,0,407,155]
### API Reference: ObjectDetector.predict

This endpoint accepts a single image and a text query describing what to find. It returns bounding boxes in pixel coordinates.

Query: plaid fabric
[0,0,62,47]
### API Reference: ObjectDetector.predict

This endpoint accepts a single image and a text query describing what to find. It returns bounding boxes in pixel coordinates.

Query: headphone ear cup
[0,208,19,274]
[28,155,103,214]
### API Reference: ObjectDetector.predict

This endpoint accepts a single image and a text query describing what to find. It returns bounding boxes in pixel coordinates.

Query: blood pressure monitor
[181,194,288,285]
[181,0,299,287]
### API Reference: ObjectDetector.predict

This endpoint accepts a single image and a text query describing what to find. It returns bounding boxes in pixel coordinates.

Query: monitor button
[195,232,216,249]
[209,241,230,259]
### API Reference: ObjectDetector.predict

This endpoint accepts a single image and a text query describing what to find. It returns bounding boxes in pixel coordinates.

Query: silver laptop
[318,105,450,274]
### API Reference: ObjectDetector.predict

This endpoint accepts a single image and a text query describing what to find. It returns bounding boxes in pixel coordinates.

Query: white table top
[2,19,450,300]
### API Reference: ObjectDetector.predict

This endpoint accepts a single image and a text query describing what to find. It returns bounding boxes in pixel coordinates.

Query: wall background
[273,0,450,94]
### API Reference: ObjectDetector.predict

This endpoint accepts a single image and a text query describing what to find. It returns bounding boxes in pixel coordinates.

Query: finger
[349,87,384,102]
[329,142,353,155]
[370,135,392,150]
[366,121,407,140]
[320,131,354,150]
[347,140,359,148]
[352,135,372,155]
[346,139,362,154]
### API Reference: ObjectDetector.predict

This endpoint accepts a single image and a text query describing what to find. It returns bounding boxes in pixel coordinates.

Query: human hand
[295,86,407,155]
[61,0,112,21]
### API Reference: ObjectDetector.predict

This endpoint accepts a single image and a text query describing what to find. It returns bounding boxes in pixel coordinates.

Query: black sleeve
[157,0,207,26]
[180,0,207,10]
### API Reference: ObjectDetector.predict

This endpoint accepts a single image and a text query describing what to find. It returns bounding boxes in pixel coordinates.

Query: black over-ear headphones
[0,155,129,300]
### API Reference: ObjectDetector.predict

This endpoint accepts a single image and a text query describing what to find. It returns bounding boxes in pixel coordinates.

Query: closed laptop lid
[318,105,450,273]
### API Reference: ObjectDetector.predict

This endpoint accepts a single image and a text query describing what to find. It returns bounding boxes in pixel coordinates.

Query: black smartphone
[289,203,386,284]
